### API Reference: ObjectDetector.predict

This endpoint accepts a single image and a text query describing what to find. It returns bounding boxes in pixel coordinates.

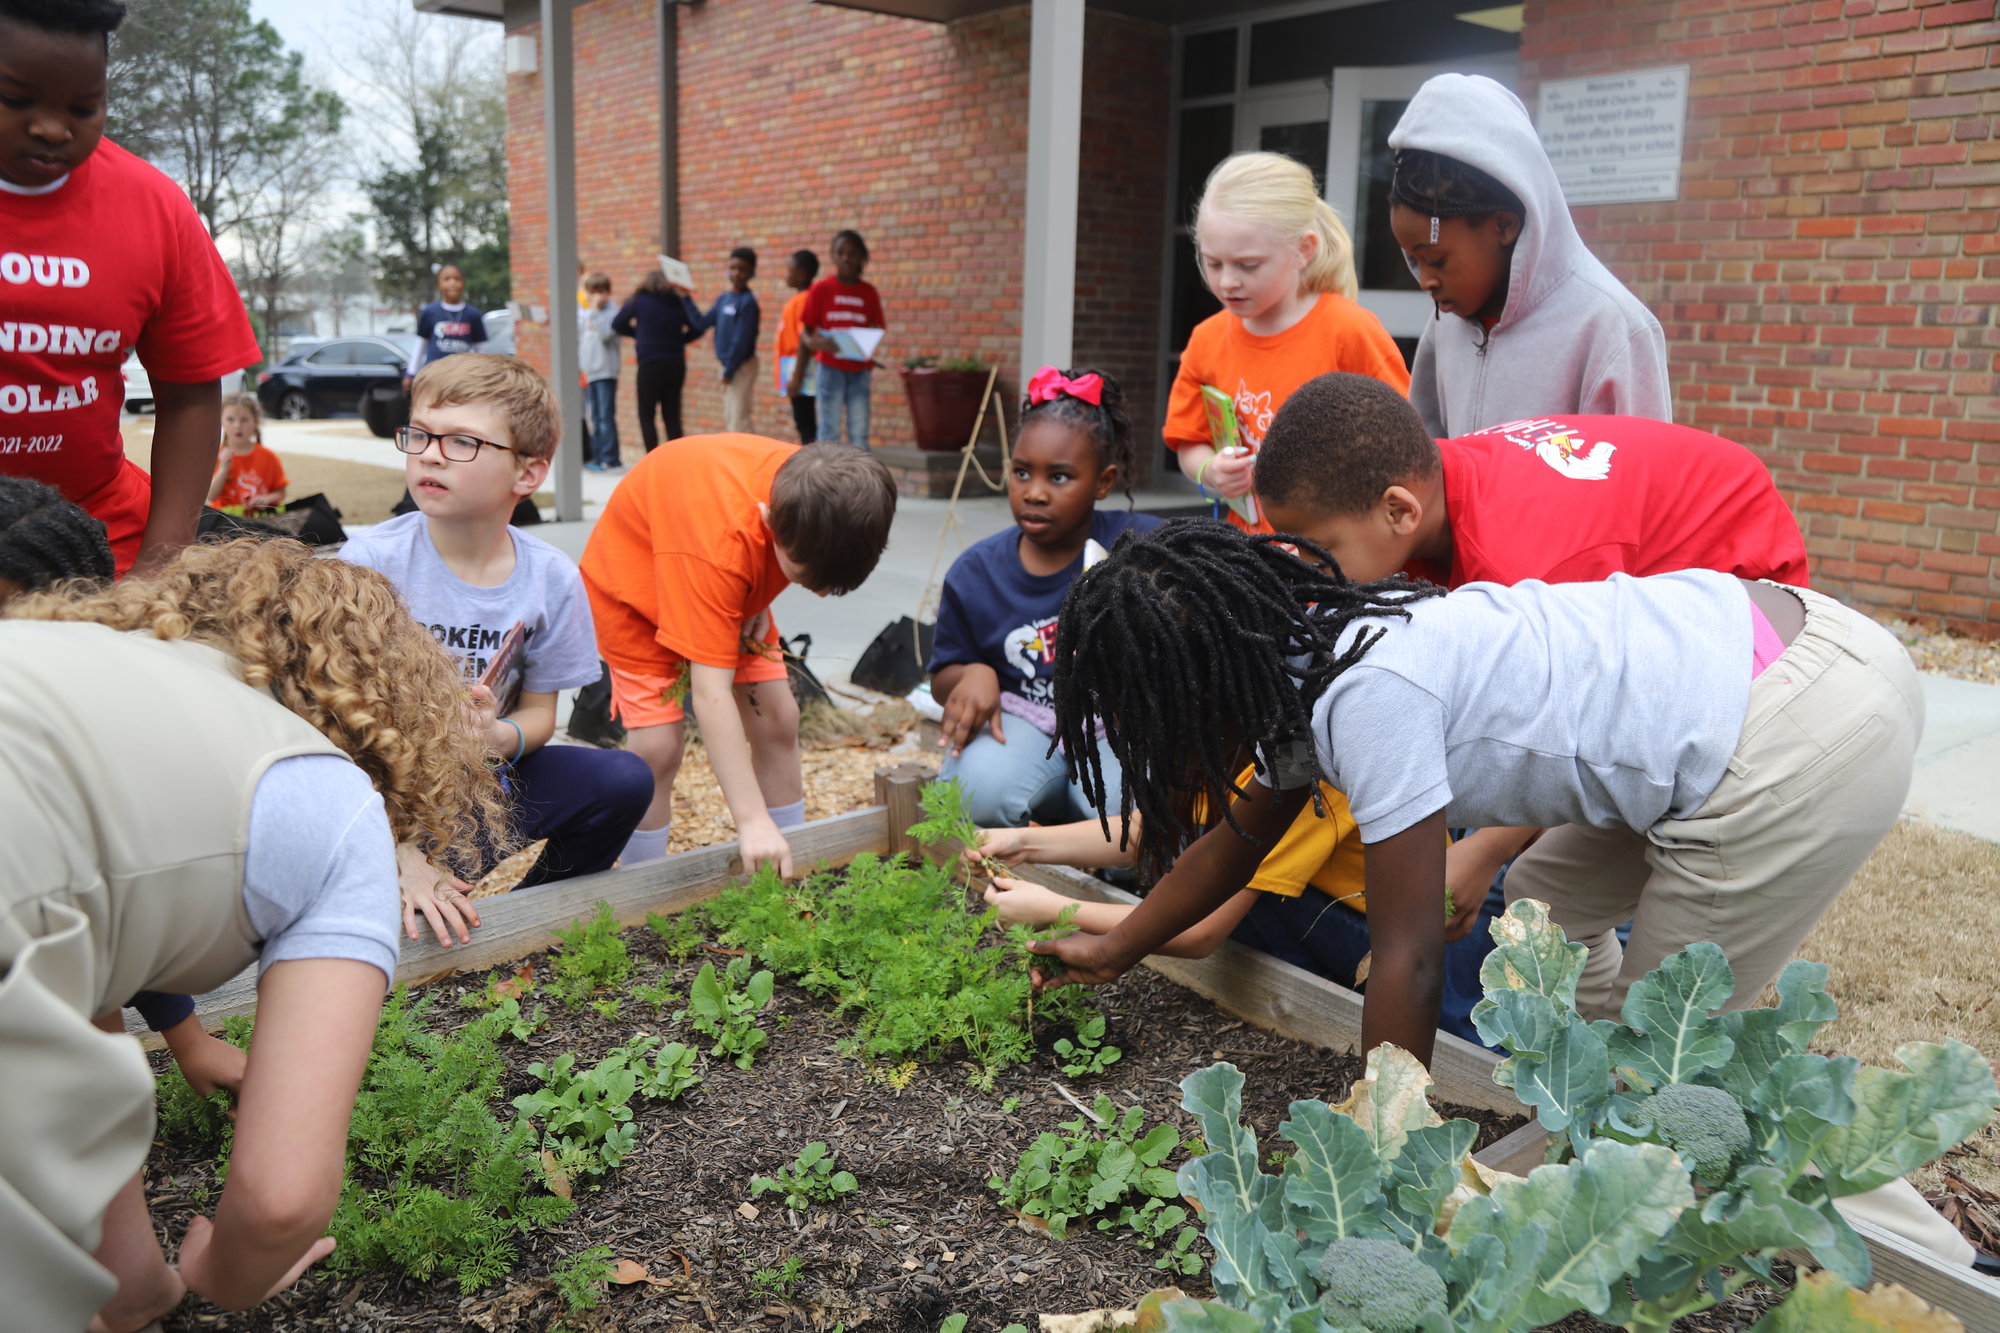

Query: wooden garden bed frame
[171,769,2000,1331]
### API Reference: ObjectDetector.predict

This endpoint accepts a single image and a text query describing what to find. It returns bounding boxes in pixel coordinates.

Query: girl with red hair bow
[924,367,1160,829]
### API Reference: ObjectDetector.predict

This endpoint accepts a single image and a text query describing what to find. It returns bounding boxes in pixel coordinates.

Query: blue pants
[505,743,653,887]
[940,709,1122,828]
[585,378,619,466]
[1228,888,1502,1048]
[814,366,872,449]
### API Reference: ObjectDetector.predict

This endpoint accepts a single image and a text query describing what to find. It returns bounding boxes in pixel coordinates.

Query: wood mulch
[146,913,1523,1332]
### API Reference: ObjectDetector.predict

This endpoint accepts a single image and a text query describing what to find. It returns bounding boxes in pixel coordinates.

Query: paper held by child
[825,327,885,362]
[775,354,817,397]
[478,619,528,716]
[1198,385,1260,527]
[656,254,695,290]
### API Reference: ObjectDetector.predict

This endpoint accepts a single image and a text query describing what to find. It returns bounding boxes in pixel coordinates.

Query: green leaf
[1817,1039,1999,1195]
[747,969,776,1008]
[1177,1065,1275,1222]
[1605,942,1737,1092]
[1476,989,1612,1132]
[1744,1268,1964,1332]
[1446,1140,1692,1328]
[1275,1099,1387,1242]
[1749,1053,1858,1179]
[1383,1120,1477,1244]
[1667,1164,1843,1277]
[1444,1228,1551,1333]
[1478,899,1589,1009]
[1711,960,1840,1105]
[689,962,724,1020]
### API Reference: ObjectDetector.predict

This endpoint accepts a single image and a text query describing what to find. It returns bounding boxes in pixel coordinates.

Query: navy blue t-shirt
[927,509,1162,711]
[416,300,488,369]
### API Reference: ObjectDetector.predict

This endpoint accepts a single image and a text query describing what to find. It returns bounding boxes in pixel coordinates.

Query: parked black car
[256,334,420,430]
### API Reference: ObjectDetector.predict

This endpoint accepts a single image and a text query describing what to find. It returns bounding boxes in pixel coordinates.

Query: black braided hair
[1389,148,1525,223]
[1050,518,1445,880]
[0,0,126,37]
[0,476,114,591]
[1018,367,1135,506]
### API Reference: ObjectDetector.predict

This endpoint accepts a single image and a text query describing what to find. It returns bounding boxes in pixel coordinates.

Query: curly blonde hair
[4,539,512,871]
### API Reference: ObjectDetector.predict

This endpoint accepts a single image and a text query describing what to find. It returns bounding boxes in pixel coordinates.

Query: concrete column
[1019,0,1084,381]
[542,0,582,521]
[658,0,679,258]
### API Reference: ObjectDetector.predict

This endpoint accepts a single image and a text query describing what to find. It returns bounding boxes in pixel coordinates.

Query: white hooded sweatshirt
[1388,74,1671,437]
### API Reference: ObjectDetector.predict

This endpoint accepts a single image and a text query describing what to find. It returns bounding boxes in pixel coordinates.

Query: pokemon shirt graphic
[1488,417,1618,481]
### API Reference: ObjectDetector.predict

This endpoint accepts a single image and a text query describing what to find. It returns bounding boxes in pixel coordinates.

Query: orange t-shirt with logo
[1164,292,1411,532]
[209,444,288,510]
[579,433,795,673]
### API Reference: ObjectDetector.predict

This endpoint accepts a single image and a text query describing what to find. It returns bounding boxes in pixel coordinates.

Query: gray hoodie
[1388,74,1671,437]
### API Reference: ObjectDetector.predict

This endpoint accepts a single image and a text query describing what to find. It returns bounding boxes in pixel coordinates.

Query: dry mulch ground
[1875,614,2000,684]
[147,915,1521,1332]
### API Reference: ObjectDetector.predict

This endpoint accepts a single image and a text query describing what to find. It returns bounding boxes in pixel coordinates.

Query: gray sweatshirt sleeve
[1408,327,1446,438]
[1581,323,1673,424]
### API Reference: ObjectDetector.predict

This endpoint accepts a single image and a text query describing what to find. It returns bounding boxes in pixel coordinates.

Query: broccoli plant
[1152,899,1997,1333]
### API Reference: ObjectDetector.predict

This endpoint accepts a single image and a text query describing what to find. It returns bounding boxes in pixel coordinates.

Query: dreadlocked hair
[1050,517,1444,881]
[4,538,515,875]
[0,476,113,593]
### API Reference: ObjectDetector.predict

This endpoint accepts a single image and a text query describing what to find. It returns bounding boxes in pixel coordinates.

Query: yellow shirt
[1242,769,1369,910]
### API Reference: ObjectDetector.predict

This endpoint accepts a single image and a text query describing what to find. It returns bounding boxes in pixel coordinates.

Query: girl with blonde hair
[0,539,510,1332]
[1164,151,1411,532]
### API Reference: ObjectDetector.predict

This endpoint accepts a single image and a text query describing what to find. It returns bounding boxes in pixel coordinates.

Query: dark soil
[138,914,1794,1333]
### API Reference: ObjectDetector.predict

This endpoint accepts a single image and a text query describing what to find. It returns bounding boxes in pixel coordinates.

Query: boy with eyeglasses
[341,355,652,946]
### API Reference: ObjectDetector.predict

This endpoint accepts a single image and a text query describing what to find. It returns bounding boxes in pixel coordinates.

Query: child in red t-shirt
[206,393,288,512]
[1164,152,1410,533]
[798,230,885,449]
[578,438,898,874]
[0,3,261,574]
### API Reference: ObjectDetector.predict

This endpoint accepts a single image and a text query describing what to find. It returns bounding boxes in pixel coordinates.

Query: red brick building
[437,0,2000,634]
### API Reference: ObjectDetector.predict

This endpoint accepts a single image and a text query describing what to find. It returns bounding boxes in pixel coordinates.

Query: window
[307,343,354,365]
[352,342,406,366]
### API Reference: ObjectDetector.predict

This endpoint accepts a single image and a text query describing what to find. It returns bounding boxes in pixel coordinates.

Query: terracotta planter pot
[899,367,989,451]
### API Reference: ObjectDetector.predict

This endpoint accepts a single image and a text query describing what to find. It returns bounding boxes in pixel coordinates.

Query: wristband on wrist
[499,716,525,765]
[1195,454,1215,492]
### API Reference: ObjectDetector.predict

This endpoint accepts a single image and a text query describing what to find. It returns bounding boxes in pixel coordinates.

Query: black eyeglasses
[394,425,520,462]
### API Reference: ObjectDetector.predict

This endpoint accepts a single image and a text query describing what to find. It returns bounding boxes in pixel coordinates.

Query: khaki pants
[1504,584,1923,1020]
[723,355,758,433]
[1506,585,1970,1266]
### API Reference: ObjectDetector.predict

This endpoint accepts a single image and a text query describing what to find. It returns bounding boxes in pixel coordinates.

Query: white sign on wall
[1536,66,1690,205]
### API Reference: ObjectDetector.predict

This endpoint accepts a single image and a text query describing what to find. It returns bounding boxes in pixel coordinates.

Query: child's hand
[982,876,1068,926]
[396,842,482,947]
[965,826,1034,871]
[938,666,1003,757]
[177,1215,336,1310]
[249,491,284,511]
[466,681,501,738]
[163,1019,249,1098]
[1200,446,1256,499]
[737,817,794,879]
[1027,930,1126,990]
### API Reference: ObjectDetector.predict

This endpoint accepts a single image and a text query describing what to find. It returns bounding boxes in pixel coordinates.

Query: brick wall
[506,0,1169,479]
[1520,0,2000,635]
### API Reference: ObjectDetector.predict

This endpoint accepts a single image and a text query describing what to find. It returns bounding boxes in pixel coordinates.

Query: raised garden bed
[142,777,2000,1333]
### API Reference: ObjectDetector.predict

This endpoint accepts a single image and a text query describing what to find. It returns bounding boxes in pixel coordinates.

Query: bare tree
[231,135,344,361]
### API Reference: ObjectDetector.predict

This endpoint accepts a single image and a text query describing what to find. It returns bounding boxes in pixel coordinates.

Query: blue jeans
[505,743,654,886]
[940,709,1122,827]
[815,365,872,449]
[1228,888,1502,1048]
[586,378,619,466]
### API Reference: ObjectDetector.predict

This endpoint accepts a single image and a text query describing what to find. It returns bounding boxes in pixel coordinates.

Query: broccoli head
[1314,1236,1446,1332]
[1630,1082,1751,1188]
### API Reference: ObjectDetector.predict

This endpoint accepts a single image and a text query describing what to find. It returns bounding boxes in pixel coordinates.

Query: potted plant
[899,354,991,452]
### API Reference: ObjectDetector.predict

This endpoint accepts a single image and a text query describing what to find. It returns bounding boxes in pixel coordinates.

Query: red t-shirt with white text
[1412,415,1810,589]
[0,140,260,564]
[799,276,886,373]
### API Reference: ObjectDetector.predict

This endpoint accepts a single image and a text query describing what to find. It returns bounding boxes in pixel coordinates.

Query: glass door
[1325,58,1518,342]
[1239,87,1331,189]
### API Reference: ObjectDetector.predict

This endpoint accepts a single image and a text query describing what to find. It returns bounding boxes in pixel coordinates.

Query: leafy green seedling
[549,1245,615,1313]
[750,1141,858,1211]
[635,1039,701,1100]
[547,904,635,1009]
[676,956,776,1069]
[1052,1012,1122,1079]
[512,1034,702,1177]
[646,908,708,960]
[909,777,1008,882]
[750,1254,806,1301]
[989,1095,1197,1263]
[631,971,679,1014]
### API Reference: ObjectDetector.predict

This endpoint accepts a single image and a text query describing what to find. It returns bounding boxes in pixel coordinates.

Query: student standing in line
[613,269,704,451]
[687,247,762,434]
[1387,73,1670,437]
[1164,151,1409,533]
[775,249,820,444]
[799,230,885,449]
[578,271,622,471]
[0,0,260,575]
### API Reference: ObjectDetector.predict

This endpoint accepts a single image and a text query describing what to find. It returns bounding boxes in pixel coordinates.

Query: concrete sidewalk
[270,417,2000,847]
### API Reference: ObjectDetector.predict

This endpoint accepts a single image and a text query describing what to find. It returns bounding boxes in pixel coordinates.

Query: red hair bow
[1027,366,1103,406]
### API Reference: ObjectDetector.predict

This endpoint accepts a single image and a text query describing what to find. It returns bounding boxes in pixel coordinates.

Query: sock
[620,823,671,865]
[767,799,806,830]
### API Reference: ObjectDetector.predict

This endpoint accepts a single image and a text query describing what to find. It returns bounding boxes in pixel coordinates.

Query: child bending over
[927,367,1159,827]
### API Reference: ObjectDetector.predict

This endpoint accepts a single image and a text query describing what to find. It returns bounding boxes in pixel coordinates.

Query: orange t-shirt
[580,433,796,673]
[209,444,288,510]
[1164,292,1411,531]
[774,289,809,393]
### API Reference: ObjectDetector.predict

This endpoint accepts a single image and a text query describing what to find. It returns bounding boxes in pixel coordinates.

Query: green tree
[107,0,343,240]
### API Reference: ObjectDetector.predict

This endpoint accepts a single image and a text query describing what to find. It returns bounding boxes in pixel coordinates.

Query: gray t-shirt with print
[1308,569,1753,843]
[340,511,602,699]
